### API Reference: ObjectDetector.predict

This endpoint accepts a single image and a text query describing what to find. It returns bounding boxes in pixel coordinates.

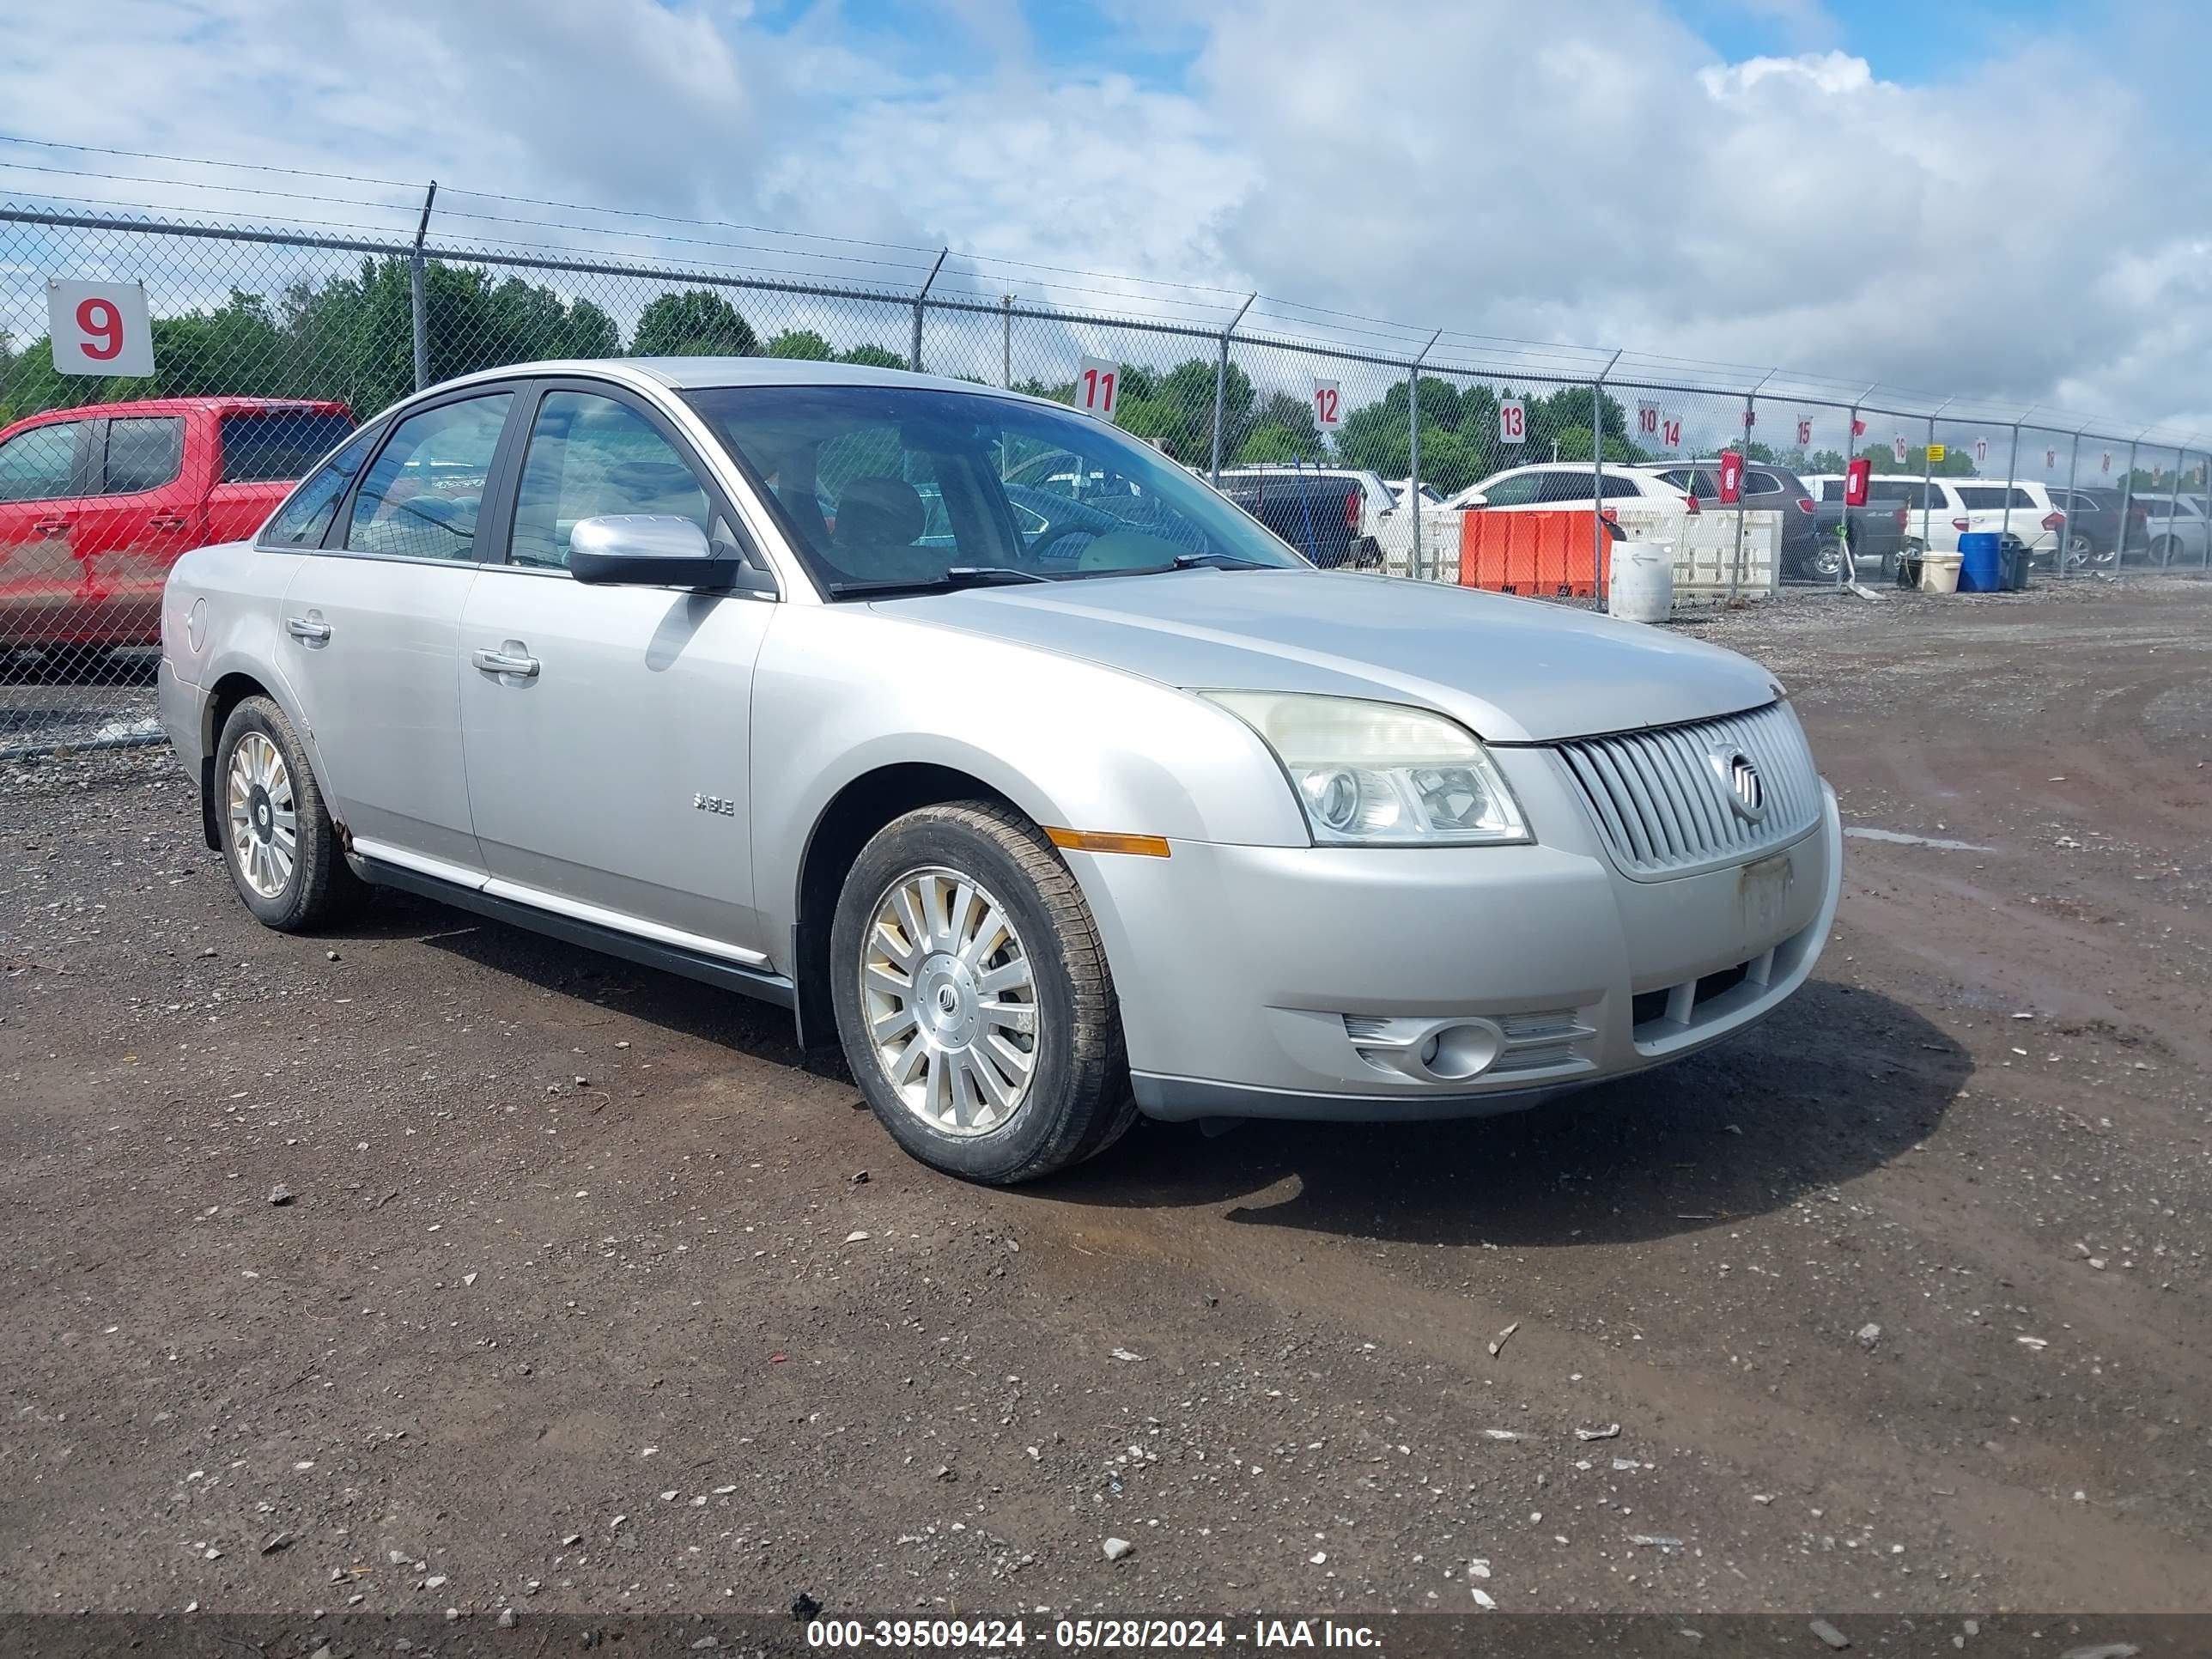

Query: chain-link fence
[5,186,2210,752]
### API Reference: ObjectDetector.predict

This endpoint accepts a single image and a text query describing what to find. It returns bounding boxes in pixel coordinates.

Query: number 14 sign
[48,279,155,378]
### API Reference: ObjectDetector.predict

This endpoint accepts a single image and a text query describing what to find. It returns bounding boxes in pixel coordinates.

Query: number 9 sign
[48,279,155,378]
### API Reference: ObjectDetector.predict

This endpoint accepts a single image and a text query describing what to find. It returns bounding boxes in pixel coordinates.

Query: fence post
[909,248,948,374]
[1594,349,1620,599]
[2060,428,2083,577]
[2118,434,2143,565]
[1408,329,1440,580]
[1210,293,1257,484]
[1918,397,1952,562]
[1999,416,2024,541]
[1001,295,1012,388]
[1728,370,1771,599]
[410,180,437,392]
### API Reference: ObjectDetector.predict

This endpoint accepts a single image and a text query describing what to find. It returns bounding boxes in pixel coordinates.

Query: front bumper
[1068,748,1844,1123]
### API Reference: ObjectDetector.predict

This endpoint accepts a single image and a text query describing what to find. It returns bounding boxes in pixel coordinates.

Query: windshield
[683,383,1307,593]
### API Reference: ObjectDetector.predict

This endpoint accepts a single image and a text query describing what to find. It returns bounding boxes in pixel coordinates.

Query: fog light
[1423,1022,1503,1080]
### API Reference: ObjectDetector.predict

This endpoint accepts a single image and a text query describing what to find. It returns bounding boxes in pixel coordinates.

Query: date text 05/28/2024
[805,1620,1383,1650]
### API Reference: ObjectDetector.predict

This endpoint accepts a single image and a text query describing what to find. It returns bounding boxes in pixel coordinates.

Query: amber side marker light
[1045,828,1172,858]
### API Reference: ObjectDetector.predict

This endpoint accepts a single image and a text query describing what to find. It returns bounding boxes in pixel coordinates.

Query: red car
[0,396,355,660]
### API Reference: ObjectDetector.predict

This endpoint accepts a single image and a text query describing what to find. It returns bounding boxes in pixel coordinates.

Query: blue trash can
[1957,532,2005,592]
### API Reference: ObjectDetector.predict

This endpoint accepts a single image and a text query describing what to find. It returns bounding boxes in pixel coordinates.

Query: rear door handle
[149,514,191,532]
[471,646,540,678]
[33,517,70,535]
[285,616,333,642]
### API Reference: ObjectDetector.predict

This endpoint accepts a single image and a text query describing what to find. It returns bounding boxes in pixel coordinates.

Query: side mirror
[568,515,770,592]
[1458,492,1489,510]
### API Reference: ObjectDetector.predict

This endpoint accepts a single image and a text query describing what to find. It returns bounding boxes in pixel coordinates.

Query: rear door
[0,416,100,650]
[457,378,777,956]
[210,406,358,544]
[277,386,518,881]
[65,412,201,647]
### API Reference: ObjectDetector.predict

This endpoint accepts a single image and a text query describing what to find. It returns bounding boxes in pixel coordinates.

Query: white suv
[1443,463,1698,514]
[2130,493,2211,564]
[1875,475,2066,564]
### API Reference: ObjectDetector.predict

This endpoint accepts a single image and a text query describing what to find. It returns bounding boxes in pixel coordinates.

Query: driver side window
[507,391,710,569]
[1479,473,1543,507]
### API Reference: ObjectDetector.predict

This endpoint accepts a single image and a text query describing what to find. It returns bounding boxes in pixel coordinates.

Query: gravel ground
[2,577,2208,1626]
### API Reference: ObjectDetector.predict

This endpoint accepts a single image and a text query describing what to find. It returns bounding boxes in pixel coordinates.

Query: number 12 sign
[1498,398,1527,445]
[48,279,155,378]
[1075,356,1119,420]
[1312,379,1342,428]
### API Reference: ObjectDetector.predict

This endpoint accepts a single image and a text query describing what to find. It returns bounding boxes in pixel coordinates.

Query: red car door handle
[148,514,191,532]
[33,517,70,534]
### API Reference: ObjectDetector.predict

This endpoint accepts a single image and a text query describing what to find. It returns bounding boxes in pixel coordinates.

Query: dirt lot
[2,579,2208,1628]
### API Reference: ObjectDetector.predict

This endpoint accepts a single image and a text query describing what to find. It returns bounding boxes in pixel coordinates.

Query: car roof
[421,355,1042,402]
[7,395,350,423]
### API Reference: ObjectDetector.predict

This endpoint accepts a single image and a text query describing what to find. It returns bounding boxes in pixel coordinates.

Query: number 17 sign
[49,279,155,378]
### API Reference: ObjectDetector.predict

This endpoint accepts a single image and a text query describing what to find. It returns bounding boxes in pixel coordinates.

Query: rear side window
[220,410,357,483]
[1953,484,2013,510]
[261,425,379,549]
[1744,470,1786,495]
[102,416,185,495]
[0,421,90,502]
[1600,474,1646,499]
[344,393,513,562]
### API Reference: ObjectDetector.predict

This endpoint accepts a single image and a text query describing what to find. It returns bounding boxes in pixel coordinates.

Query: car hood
[875,568,1780,744]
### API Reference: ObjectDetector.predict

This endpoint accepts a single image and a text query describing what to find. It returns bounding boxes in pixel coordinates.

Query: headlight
[1200,690,1529,846]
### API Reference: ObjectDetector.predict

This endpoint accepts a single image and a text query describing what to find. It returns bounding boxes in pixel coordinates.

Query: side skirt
[351,854,799,1013]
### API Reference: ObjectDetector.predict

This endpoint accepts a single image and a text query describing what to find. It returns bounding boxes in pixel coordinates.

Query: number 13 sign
[1498,399,1527,445]
[48,279,155,378]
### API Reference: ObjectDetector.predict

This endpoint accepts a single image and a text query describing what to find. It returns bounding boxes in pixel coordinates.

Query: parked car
[1442,462,1698,515]
[1801,475,1916,580]
[1388,477,1445,510]
[1211,466,1375,568]
[0,397,354,663]
[2045,486,2143,570]
[2129,493,2211,565]
[160,357,1841,1184]
[1879,476,2067,567]
[1640,459,1822,579]
[1217,465,1398,540]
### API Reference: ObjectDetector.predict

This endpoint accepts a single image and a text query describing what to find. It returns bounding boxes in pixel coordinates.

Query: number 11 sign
[48,279,155,378]
[1075,356,1119,419]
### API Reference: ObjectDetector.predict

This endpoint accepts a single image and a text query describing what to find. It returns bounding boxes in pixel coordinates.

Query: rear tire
[213,695,364,932]
[2151,535,2179,565]
[830,801,1136,1184]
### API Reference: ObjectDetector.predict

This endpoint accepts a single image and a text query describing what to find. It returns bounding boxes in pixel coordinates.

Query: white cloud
[3,0,2209,441]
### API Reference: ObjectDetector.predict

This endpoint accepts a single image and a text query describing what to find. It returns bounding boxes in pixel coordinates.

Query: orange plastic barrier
[1454,510,1609,598]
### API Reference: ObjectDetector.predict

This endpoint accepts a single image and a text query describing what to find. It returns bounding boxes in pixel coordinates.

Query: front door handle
[285,616,333,642]
[149,514,191,532]
[32,517,71,536]
[471,646,540,679]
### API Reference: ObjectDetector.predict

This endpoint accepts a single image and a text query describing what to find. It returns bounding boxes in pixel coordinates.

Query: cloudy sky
[4,0,2210,443]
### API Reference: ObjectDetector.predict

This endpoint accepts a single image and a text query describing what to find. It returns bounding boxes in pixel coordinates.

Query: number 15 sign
[49,280,155,378]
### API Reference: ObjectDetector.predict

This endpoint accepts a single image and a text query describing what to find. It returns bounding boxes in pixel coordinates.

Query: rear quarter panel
[161,538,317,766]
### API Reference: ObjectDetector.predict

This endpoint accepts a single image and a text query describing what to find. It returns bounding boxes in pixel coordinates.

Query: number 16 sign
[49,279,155,378]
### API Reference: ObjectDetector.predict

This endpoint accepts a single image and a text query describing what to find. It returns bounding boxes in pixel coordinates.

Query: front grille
[1554,702,1820,878]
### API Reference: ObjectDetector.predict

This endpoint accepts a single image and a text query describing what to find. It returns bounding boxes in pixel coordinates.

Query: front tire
[213,695,362,932]
[830,801,1136,1184]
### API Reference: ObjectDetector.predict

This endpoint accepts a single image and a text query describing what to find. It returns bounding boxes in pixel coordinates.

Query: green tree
[1808,448,1848,473]
[841,343,908,369]
[767,329,835,361]
[633,290,757,357]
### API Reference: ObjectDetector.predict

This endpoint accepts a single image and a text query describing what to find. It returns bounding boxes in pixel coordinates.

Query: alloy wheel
[226,731,298,899]
[860,866,1040,1135]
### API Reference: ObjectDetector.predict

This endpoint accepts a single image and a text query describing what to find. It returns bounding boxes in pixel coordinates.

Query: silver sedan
[159,358,1841,1183]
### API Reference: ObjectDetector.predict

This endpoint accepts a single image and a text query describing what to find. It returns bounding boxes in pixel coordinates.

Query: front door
[458,382,775,958]
[277,387,516,881]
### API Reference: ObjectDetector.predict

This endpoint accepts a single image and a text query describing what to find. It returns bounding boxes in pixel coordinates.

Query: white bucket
[1919,551,1964,594]
[1607,540,1674,623]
